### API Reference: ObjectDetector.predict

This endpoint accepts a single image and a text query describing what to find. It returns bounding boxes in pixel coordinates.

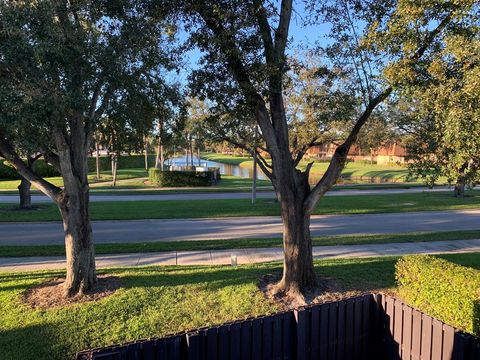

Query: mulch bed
[258,273,367,309]
[23,275,121,310]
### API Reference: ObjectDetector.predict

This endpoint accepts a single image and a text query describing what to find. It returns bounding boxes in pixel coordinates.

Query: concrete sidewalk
[1,239,479,272]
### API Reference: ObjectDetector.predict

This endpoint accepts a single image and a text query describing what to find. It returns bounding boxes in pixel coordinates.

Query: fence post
[294,308,308,359]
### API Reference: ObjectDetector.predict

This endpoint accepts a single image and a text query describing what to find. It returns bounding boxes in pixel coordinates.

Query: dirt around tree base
[258,273,369,309]
[23,275,121,310]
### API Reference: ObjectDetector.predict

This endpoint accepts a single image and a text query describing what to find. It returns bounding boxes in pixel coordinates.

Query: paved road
[0,209,479,246]
[0,186,467,203]
[1,239,479,272]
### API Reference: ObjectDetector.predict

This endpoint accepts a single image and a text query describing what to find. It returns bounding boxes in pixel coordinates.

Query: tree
[0,1,178,296]
[395,33,480,196]
[181,0,473,299]
[356,114,396,164]
[153,87,185,171]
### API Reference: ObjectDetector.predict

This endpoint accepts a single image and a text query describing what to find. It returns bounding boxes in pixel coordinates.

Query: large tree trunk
[58,186,96,297]
[275,202,317,296]
[271,162,317,297]
[18,176,32,209]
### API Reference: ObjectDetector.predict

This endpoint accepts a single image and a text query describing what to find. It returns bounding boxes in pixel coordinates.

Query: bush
[396,255,480,335]
[1,155,153,180]
[87,155,156,172]
[0,159,60,180]
[148,168,221,187]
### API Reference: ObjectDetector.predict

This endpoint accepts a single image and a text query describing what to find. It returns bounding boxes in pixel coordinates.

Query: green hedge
[148,168,220,187]
[396,255,480,335]
[0,160,60,180]
[87,155,156,172]
[1,155,155,180]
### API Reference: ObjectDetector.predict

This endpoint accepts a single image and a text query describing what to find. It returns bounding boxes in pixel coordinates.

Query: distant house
[305,141,408,165]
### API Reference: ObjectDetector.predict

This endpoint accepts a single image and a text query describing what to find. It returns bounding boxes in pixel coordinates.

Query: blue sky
[172,2,332,85]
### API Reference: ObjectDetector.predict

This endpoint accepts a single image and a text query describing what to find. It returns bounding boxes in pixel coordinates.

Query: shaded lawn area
[0,190,479,222]
[1,253,479,360]
[1,229,479,257]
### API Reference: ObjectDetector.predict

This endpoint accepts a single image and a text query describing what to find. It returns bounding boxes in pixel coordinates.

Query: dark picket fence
[76,293,480,360]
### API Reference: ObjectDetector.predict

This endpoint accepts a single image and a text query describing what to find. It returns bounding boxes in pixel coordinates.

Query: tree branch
[303,11,456,213]
[304,87,392,212]
[194,6,278,150]
[0,131,62,201]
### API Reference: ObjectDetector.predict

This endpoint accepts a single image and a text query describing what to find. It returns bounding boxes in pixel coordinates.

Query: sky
[172,1,332,86]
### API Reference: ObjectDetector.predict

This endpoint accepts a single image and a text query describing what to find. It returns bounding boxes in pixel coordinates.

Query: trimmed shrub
[0,159,60,180]
[87,155,156,172]
[396,255,480,335]
[148,168,221,187]
[1,155,153,180]
[0,160,19,179]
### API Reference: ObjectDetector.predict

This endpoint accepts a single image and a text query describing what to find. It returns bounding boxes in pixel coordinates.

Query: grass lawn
[202,152,410,180]
[1,229,479,257]
[0,169,148,191]
[0,190,479,222]
[0,171,273,194]
[1,252,478,360]
[201,153,253,165]
[201,152,452,184]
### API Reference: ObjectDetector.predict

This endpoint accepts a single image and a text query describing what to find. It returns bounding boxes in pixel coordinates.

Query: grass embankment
[0,190,479,222]
[1,253,479,360]
[1,230,479,257]
[202,152,454,185]
[202,152,411,181]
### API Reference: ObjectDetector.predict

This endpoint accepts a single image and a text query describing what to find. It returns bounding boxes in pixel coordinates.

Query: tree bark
[189,134,194,167]
[144,135,149,170]
[112,156,118,187]
[266,142,317,297]
[276,207,316,295]
[52,126,97,297]
[160,144,164,171]
[58,186,96,297]
[95,138,100,180]
[454,180,465,198]
[18,176,32,209]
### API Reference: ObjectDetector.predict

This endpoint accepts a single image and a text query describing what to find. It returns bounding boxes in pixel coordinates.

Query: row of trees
[0,0,478,299]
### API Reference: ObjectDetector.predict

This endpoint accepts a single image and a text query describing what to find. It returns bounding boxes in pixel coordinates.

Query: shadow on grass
[0,323,62,360]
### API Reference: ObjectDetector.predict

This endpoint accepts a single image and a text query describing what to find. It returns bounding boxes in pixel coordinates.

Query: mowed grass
[0,190,479,222]
[0,172,272,194]
[1,230,479,257]
[1,253,479,360]
[0,169,148,191]
[202,152,411,181]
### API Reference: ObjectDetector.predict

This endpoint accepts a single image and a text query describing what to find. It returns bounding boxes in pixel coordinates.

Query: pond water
[165,155,268,180]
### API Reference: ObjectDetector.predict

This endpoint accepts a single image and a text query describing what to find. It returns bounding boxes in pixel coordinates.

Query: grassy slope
[1,230,479,257]
[0,190,479,222]
[1,253,479,360]
[202,152,453,184]
[202,153,410,180]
